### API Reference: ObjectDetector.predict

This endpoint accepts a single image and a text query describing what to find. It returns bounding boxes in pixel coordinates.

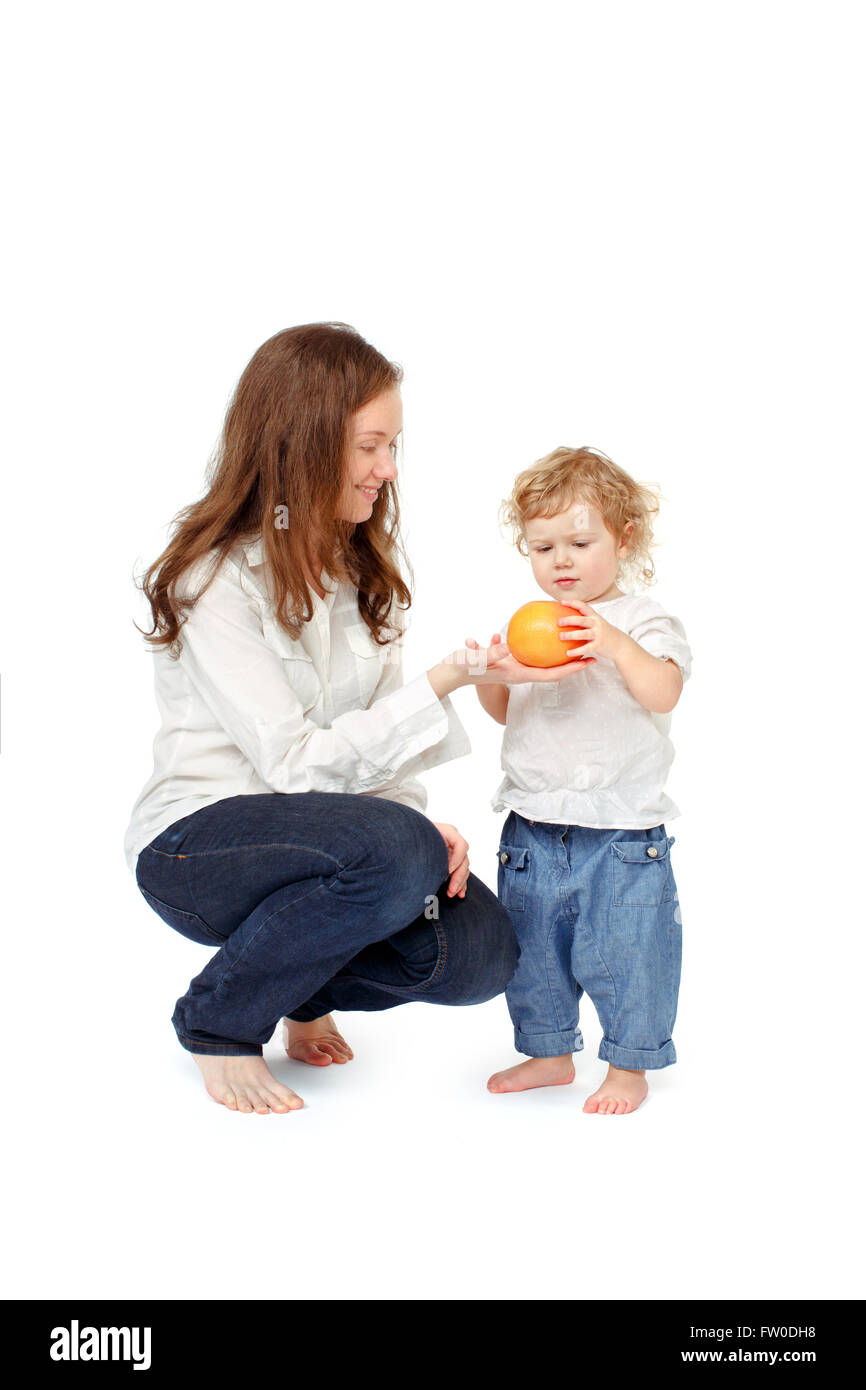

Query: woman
[125,322,582,1113]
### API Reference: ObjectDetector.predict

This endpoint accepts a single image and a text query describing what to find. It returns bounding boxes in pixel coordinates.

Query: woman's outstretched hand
[432,822,470,899]
[462,634,596,684]
[426,633,594,701]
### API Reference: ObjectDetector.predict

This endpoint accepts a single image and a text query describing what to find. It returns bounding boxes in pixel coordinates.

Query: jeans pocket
[497,844,530,911]
[138,885,226,946]
[611,835,675,906]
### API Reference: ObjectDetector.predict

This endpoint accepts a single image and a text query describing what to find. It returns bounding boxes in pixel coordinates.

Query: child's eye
[573,542,588,548]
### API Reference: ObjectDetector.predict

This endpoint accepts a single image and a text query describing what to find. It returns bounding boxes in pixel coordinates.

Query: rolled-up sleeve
[630,608,693,682]
[176,567,465,796]
[363,615,472,812]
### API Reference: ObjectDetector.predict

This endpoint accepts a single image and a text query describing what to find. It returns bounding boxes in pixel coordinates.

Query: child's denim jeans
[496,810,682,1070]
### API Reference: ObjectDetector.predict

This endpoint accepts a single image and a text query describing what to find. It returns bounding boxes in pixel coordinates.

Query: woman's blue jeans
[135,793,519,1056]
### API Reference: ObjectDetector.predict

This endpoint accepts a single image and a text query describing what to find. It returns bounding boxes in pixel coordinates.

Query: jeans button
[500,851,510,864]
[647,845,659,858]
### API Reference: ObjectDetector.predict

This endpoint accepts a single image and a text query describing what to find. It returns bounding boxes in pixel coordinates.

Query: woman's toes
[289,1040,328,1065]
[284,1020,354,1067]
[271,1086,303,1111]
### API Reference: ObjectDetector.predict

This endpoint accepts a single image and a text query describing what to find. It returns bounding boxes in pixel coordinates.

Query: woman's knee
[428,882,520,1006]
[332,797,449,917]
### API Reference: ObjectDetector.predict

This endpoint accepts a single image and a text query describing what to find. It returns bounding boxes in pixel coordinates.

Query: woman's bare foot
[192,1054,303,1113]
[487,1054,575,1093]
[282,1014,354,1067]
[583,1064,648,1115]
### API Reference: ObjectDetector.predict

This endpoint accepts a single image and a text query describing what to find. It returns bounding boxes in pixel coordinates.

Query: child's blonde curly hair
[499,446,661,589]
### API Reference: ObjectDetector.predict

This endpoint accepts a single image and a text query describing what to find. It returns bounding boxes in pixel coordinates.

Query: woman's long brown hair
[135,323,411,657]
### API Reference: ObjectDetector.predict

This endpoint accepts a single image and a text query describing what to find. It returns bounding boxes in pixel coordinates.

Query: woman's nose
[373,454,398,482]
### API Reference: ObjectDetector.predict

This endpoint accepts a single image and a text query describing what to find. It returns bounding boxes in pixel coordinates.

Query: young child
[473,446,692,1115]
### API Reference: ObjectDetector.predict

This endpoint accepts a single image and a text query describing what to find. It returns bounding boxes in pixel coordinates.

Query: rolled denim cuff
[174,1030,264,1058]
[514,1027,583,1058]
[598,1038,676,1070]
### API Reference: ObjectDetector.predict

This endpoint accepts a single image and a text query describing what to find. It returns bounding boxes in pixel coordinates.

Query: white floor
[7,859,859,1303]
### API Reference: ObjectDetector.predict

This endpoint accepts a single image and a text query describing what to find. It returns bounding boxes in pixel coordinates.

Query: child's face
[523,499,631,605]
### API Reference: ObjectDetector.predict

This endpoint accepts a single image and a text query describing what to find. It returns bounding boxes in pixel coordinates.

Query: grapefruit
[506,601,589,668]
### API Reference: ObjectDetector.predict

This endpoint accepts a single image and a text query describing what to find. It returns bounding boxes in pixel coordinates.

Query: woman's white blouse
[123,536,470,874]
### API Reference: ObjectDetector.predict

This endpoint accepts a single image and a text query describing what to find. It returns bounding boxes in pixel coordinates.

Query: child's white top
[491,593,692,829]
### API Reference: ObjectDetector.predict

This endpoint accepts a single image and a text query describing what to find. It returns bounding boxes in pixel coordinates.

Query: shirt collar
[241,536,337,605]
[242,536,265,567]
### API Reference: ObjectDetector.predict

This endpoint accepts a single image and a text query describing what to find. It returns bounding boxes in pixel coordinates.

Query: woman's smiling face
[336,387,403,522]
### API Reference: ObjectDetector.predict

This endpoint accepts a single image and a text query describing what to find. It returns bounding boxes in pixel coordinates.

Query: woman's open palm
[462,634,595,684]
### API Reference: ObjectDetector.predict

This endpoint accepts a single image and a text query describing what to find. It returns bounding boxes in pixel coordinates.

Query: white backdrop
[2,0,863,1301]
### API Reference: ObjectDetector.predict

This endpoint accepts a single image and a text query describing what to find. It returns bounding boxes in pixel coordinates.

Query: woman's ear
[618,521,635,557]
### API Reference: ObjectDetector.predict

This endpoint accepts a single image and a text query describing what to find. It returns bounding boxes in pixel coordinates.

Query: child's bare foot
[192,1054,303,1113]
[487,1054,575,1093]
[583,1065,648,1114]
[282,1014,354,1067]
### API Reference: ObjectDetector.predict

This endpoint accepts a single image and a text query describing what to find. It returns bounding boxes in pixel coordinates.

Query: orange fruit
[506,601,589,668]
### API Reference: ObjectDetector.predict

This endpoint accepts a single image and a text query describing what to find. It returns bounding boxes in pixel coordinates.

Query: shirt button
[647,845,659,858]
[500,852,510,864]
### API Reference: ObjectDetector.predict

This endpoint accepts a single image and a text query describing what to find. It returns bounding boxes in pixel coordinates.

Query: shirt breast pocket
[262,618,321,714]
[345,623,387,707]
